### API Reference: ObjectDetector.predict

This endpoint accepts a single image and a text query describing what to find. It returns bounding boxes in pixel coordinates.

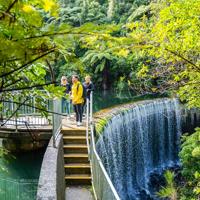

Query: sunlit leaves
[0,0,68,117]
[22,4,35,13]
[115,49,129,58]
[178,71,200,108]
[124,0,200,107]
[192,147,200,158]
[179,128,200,199]
[137,64,149,78]
[150,0,200,62]
[43,0,56,12]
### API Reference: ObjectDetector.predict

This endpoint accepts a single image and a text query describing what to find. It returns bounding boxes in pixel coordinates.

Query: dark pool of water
[0,147,46,200]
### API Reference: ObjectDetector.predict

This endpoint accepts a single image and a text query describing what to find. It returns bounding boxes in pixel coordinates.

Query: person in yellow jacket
[71,75,84,126]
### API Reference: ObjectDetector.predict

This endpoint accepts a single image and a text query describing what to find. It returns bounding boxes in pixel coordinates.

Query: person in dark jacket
[61,76,71,116]
[82,75,94,114]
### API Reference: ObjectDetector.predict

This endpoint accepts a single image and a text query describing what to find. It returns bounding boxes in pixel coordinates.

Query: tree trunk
[102,59,109,90]
[107,0,115,19]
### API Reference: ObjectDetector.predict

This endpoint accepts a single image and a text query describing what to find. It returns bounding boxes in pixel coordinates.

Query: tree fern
[157,170,177,200]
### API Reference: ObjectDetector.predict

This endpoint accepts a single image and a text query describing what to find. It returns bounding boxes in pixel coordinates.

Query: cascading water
[96,98,200,200]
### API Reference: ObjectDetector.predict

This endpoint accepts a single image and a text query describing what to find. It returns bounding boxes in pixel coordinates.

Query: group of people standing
[61,75,94,126]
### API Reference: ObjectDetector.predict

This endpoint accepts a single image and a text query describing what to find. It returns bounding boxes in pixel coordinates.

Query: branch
[0,48,55,78]
[165,48,200,71]
[0,0,18,20]
[6,0,18,13]
[181,81,200,87]
[1,81,59,93]
[5,57,21,62]
[13,31,106,41]
[46,59,56,83]
[1,98,28,126]
[2,78,23,90]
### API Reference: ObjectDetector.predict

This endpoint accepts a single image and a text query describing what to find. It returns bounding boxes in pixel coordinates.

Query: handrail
[86,97,90,155]
[52,98,62,148]
[86,91,121,200]
[86,91,94,155]
[1,97,52,127]
[90,123,121,200]
[0,118,37,141]
[1,97,62,148]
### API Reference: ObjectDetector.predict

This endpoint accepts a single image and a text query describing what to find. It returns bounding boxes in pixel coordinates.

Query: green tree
[0,0,67,120]
[54,0,151,90]
[132,0,200,106]
[82,49,114,90]
[59,0,107,26]
[0,0,105,120]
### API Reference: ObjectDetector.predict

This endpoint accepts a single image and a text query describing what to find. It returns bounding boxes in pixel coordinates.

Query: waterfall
[96,98,200,200]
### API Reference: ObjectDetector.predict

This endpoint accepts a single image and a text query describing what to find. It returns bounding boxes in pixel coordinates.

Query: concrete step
[64,153,89,163]
[65,187,93,200]
[65,163,91,174]
[61,129,86,136]
[64,144,88,153]
[65,174,91,185]
[63,136,88,144]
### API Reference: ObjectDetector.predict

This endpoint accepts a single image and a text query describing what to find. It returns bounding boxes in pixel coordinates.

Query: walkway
[62,116,94,200]
[65,186,93,200]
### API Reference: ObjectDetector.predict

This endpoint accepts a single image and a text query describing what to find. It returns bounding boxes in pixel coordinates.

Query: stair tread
[62,127,86,131]
[64,153,88,158]
[64,144,87,148]
[65,174,91,179]
[65,163,90,168]
[63,136,87,139]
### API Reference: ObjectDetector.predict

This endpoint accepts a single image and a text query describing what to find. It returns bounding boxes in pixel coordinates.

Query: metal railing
[1,96,63,147]
[52,98,62,147]
[1,97,52,127]
[86,92,121,200]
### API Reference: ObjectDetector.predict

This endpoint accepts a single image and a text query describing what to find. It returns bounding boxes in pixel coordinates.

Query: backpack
[77,83,87,100]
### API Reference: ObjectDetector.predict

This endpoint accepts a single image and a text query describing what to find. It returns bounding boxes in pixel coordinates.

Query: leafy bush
[179,127,200,199]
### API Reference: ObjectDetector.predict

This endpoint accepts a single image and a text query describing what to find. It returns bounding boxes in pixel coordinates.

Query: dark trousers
[82,98,86,114]
[73,104,83,122]
[62,98,70,114]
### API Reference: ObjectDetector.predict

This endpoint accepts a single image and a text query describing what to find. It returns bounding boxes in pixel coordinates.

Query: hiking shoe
[77,122,81,126]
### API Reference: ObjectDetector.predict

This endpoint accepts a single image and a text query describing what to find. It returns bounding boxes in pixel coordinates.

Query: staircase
[62,127,91,185]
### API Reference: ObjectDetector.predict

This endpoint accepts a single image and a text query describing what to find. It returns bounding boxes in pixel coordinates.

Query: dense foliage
[0,0,199,198]
[179,128,200,199]
[147,0,200,109]
[0,0,66,117]
[54,0,150,90]
[61,0,200,110]
[0,0,105,118]
[158,128,200,200]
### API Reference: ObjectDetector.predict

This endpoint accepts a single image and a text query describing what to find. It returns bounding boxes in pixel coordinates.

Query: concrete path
[65,186,94,200]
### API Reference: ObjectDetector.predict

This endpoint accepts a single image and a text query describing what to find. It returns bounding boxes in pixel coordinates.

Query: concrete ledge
[94,98,200,137]
[94,98,172,135]
[36,134,65,200]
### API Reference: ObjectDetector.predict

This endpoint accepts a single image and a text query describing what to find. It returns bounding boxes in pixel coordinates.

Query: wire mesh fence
[0,177,38,200]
